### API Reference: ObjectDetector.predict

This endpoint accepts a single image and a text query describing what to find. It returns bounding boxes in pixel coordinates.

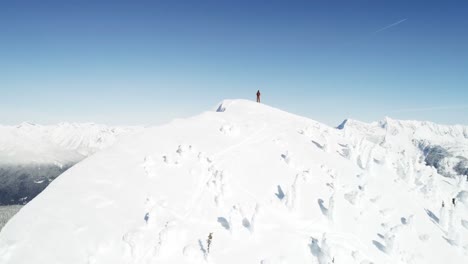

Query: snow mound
[0,100,467,264]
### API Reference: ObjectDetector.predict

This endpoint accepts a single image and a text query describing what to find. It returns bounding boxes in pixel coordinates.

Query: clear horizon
[1,0,467,126]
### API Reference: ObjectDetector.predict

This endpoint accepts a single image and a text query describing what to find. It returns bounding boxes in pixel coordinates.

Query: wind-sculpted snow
[0,100,467,264]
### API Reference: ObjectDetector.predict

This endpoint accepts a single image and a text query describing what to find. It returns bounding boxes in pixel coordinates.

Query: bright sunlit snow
[0,122,140,164]
[0,100,466,264]
[0,123,141,205]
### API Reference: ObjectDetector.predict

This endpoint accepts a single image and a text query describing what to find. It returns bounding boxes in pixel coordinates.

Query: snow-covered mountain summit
[0,99,467,264]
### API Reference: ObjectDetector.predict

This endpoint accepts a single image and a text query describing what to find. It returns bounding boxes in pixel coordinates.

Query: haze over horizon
[1,0,467,126]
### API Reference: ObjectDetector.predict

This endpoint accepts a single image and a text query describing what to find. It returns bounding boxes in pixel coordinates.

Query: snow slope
[0,100,467,264]
[0,123,140,204]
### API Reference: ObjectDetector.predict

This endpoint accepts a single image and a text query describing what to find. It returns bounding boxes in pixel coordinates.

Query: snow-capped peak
[339,117,468,141]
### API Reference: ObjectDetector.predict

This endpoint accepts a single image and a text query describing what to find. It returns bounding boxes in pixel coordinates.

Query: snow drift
[0,100,467,264]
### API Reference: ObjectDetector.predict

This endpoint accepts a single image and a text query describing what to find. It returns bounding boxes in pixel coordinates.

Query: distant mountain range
[0,122,141,205]
[338,117,468,179]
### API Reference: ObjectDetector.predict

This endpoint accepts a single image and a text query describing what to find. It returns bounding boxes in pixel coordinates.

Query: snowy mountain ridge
[0,99,467,264]
[0,122,142,164]
[338,117,468,179]
[338,117,468,141]
[0,123,141,205]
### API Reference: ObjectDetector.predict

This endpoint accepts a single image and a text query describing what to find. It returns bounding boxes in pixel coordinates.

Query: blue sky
[1,0,467,126]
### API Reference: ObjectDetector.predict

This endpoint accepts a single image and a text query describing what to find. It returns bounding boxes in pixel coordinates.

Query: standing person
[256,90,261,103]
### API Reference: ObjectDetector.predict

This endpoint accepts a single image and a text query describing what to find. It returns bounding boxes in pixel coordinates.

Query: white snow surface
[338,118,468,178]
[0,122,141,165]
[0,99,467,264]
